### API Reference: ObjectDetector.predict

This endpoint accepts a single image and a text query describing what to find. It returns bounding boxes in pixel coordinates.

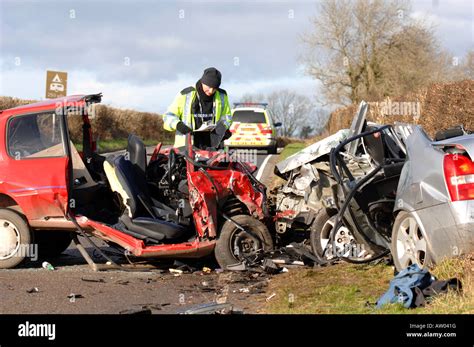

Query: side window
[8,113,65,159]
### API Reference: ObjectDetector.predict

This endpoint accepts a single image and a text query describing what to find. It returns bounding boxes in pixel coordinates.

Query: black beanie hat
[200,67,222,88]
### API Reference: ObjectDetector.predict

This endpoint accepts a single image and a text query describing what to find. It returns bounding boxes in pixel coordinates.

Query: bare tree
[434,50,474,82]
[239,90,316,137]
[378,23,449,95]
[300,125,314,138]
[301,0,447,105]
[450,50,474,80]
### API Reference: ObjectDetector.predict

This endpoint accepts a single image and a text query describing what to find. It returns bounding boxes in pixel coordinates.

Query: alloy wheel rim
[396,215,427,268]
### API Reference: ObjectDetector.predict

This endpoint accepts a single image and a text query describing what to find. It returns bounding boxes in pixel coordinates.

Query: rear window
[232,110,266,123]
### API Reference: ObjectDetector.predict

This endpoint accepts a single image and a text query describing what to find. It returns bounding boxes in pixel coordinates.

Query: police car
[224,103,281,154]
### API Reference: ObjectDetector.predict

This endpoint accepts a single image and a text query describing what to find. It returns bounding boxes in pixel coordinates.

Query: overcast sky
[0,0,473,112]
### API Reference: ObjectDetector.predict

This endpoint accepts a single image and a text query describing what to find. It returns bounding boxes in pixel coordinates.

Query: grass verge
[263,255,474,314]
[279,142,306,161]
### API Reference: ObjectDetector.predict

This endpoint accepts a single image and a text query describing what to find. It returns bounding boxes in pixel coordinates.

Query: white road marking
[256,154,273,181]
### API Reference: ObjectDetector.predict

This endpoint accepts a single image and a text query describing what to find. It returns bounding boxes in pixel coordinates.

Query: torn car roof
[275,129,351,174]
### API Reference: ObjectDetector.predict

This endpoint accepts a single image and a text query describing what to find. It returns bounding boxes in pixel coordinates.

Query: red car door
[2,111,70,221]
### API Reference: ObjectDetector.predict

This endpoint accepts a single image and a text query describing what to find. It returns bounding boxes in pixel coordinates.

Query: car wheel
[215,214,273,269]
[310,209,333,258]
[0,209,32,269]
[34,230,73,258]
[391,211,432,271]
[310,210,360,260]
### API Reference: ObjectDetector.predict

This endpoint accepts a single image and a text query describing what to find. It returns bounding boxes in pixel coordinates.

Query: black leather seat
[103,134,188,242]
[125,134,187,222]
[128,134,147,179]
[111,155,186,241]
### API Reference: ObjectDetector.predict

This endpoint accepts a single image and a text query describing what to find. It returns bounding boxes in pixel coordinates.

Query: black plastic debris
[262,258,282,274]
[413,278,462,308]
[67,293,84,299]
[173,260,197,273]
[281,242,320,265]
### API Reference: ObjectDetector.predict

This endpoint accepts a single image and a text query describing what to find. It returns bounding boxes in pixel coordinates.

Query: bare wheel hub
[232,230,261,262]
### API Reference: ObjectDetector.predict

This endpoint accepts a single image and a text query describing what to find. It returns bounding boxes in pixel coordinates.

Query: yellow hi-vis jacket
[163,86,232,147]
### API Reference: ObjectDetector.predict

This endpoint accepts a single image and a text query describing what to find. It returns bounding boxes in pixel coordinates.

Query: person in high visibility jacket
[163,67,232,148]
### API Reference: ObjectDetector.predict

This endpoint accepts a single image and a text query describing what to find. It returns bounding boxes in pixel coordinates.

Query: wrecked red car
[0,94,273,269]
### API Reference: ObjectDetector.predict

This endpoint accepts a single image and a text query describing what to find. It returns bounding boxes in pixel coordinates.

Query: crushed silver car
[273,102,474,271]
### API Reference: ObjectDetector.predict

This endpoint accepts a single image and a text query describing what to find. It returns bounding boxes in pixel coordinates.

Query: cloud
[0,0,472,112]
[411,0,474,56]
[0,1,313,84]
[0,64,318,112]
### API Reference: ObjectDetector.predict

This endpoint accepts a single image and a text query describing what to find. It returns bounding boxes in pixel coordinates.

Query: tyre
[267,144,277,155]
[0,208,32,269]
[391,211,432,271]
[34,230,73,258]
[310,209,334,259]
[215,214,273,269]
[310,210,356,260]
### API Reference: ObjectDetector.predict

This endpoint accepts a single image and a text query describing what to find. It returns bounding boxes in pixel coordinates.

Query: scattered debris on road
[169,268,183,276]
[42,261,55,271]
[67,293,84,300]
[266,293,276,302]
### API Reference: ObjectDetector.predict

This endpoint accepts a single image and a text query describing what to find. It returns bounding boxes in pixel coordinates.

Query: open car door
[4,110,70,222]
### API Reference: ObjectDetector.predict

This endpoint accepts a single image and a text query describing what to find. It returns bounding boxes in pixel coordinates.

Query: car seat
[103,135,187,242]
